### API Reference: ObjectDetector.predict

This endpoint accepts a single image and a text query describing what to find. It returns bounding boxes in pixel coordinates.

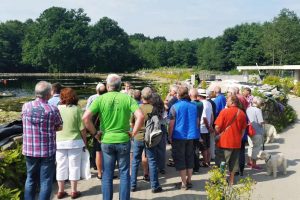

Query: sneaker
[152,187,163,193]
[187,182,193,189]
[252,165,262,170]
[142,175,150,182]
[131,187,137,192]
[167,161,175,167]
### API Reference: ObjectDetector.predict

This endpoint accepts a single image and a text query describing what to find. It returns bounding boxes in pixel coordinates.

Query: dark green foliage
[22,7,92,72]
[89,17,134,72]
[0,20,27,72]
[0,185,20,200]
[0,144,26,199]
[1,8,300,72]
[262,9,300,65]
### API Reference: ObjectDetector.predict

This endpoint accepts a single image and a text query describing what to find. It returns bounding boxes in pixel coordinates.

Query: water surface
[0,75,151,112]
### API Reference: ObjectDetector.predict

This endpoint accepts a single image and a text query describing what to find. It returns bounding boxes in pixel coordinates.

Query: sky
[1,0,300,40]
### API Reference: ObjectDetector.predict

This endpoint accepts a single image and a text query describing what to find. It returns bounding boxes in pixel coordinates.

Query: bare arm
[82,109,97,136]
[203,117,210,130]
[131,108,144,137]
[168,119,175,144]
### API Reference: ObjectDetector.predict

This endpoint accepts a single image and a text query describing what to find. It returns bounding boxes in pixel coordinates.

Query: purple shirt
[246,95,254,107]
[22,98,63,157]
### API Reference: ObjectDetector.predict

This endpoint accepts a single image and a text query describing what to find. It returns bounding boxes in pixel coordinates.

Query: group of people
[21,73,265,200]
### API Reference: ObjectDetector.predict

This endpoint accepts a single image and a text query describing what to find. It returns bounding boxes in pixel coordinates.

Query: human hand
[169,137,172,144]
[94,131,102,141]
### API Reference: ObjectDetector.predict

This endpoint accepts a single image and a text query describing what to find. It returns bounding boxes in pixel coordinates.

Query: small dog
[263,124,279,144]
[257,150,287,178]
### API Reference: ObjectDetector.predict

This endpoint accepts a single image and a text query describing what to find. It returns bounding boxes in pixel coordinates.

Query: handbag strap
[218,108,240,138]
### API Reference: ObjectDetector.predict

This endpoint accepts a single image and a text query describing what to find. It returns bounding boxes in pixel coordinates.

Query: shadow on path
[132,194,207,200]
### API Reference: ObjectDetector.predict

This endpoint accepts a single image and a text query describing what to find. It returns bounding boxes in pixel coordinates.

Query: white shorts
[56,148,82,181]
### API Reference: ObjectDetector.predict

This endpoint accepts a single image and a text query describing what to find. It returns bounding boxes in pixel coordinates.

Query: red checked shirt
[22,98,63,157]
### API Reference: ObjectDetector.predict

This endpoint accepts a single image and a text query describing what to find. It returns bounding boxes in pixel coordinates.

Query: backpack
[144,113,163,148]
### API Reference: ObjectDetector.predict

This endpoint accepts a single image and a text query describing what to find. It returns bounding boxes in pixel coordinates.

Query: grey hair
[141,87,153,101]
[170,84,178,93]
[35,81,52,99]
[106,74,121,91]
[227,87,237,96]
[252,96,263,107]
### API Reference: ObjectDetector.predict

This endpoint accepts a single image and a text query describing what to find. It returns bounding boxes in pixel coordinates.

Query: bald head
[189,88,198,100]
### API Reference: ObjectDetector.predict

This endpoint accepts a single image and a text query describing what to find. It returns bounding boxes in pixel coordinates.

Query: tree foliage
[0,7,300,73]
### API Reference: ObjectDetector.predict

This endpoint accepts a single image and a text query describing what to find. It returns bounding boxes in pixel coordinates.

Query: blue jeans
[101,142,131,200]
[155,125,167,171]
[130,140,144,189]
[145,145,160,190]
[24,155,55,200]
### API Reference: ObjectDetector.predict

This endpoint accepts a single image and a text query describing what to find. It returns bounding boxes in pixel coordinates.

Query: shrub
[0,144,26,199]
[293,82,300,97]
[0,185,20,200]
[262,76,294,94]
[262,97,297,132]
[262,76,281,87]
[200,80,208,89]
[205,166,255,200]
[153,82,169,100]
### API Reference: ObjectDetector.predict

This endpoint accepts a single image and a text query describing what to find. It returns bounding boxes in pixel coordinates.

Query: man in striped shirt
[22,81,63,200]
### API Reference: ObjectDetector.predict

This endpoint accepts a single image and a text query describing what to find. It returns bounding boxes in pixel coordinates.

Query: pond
[0,75,152,112]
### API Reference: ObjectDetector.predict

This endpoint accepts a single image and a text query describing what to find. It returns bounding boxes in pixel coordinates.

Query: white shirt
[200,100,213,134]
[85,94,99,110]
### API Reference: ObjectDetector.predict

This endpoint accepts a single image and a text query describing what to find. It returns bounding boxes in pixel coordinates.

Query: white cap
[197,88,208,97]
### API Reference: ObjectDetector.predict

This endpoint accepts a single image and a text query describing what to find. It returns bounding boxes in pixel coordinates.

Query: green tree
[262,9,300,65]
[22,7,91,72]
[0,20,26,72]
[218,27,239,70]
[230,23,266,66]
[197,37,224,70]
[89,17,133,72]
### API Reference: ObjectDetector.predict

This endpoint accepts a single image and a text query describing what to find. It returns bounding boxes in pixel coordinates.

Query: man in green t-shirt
[82,74,144,200]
